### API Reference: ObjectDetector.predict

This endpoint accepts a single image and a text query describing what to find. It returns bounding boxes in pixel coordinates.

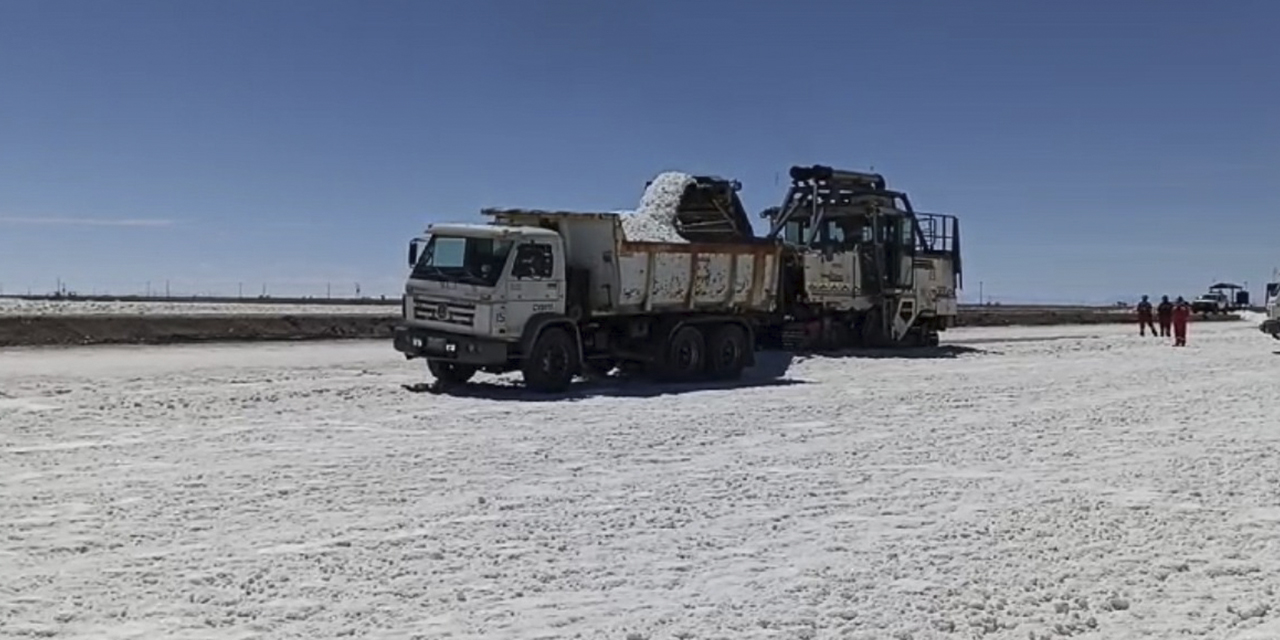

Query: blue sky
[1,0,1278,303]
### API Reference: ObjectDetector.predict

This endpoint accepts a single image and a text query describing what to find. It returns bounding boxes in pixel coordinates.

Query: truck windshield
[411,235,513,287]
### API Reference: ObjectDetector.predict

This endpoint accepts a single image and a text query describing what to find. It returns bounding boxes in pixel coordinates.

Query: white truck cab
[396,223,566,367]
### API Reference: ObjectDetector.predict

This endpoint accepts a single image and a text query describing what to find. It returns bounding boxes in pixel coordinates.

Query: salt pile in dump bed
[619,171,694,243]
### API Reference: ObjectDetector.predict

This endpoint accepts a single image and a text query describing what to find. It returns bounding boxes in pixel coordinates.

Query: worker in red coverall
[1172,296,1192,346]
[1135,295,1157,337]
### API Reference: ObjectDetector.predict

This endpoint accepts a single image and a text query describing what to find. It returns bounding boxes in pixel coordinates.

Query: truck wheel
[427,360,477,386]
[904,326,940,347]
[657,325,706,382]
[706,324,748,380]
[521,326,578,393]
[859,307,886,347]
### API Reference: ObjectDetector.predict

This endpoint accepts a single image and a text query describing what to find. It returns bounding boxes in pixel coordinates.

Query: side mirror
[408,241,419,268]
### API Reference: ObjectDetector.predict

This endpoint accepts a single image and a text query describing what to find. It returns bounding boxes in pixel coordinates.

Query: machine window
[783,220,808,244]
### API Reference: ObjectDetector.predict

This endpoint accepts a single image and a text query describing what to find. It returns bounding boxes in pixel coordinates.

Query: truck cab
[396,222,566,372]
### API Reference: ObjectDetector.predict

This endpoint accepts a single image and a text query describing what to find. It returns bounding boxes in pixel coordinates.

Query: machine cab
[763,165,930,299]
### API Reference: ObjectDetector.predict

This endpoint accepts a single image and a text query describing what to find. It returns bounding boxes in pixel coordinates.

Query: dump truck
[393,208,783,392]
[760,165,962,350]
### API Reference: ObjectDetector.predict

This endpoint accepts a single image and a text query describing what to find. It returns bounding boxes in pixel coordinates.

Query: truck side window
[512,243,554,279]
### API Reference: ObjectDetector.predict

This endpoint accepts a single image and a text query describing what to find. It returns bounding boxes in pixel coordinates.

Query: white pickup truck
[1191,290,1231,315]
[394,208,783,392]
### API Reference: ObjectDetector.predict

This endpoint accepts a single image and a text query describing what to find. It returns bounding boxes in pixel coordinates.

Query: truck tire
[428,360,477,386]
[903,326,940,348]
[521,326,578,393]
[859,307,886,347]
[656,325,706,382]
[705,324,748,380]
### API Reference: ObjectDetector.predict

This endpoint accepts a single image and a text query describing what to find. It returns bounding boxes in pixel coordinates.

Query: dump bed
[611,238,781,316]
[485,208,783,317]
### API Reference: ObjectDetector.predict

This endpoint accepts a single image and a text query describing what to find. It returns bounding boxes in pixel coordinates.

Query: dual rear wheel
[652,323,748,383]
[523,321,748,390]
[427,321,751,393]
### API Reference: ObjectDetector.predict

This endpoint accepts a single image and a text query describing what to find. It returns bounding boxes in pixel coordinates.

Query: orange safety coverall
[1172,303,1191,346]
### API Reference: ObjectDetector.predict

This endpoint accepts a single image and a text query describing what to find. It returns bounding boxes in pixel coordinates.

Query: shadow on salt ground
[798,344,991,360]
[949,334,1097,345]
[403,351,805,402]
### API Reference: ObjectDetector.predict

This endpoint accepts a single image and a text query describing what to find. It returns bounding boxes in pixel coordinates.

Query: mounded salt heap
[619,171,695,243]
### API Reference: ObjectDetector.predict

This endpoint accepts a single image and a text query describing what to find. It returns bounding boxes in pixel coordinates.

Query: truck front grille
[412,296,477,327]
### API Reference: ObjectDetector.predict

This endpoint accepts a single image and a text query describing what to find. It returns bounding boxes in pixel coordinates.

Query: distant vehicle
[1259,278,1280,339]
[1191,282,1246,315]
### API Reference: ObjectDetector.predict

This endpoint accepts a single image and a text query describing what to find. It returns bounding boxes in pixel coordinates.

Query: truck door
[899,217,917,289]
[506,241,564,317]
[881,216,915,290]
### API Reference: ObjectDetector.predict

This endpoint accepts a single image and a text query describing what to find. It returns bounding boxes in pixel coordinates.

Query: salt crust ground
[0,298,400,317]
[3,321,1280,639]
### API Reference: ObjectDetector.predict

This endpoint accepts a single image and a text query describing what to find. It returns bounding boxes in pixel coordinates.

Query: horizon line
[0,216,175,227]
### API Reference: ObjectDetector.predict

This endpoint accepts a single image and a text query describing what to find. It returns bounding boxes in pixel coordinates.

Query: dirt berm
[956,308,1243,327]
[0,310,1245,348]
[0,315,399,348]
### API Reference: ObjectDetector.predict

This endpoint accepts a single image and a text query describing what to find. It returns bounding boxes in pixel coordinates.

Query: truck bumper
[393,325,512,365]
